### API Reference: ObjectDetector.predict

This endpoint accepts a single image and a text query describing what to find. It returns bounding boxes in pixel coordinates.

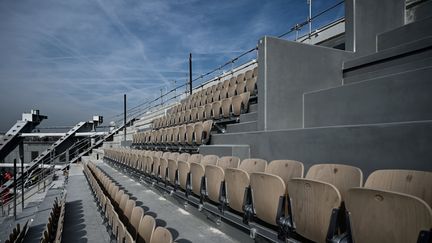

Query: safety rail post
[13,158,17,219]
[19,142,24,210]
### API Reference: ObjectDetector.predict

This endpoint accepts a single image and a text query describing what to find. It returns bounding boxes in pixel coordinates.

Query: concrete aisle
[62,164,112,243]
[98,162,241,243]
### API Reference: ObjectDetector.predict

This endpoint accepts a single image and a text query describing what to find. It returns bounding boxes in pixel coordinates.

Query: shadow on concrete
[62,200,87,243]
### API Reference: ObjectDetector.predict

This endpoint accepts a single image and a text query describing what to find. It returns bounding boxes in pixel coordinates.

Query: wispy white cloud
[0,0,343,131]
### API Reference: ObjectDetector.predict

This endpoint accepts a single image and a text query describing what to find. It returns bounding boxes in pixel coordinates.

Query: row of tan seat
[104,148,432,243]
[5,221,29,243]
[152,91,250,129]
[40,192,66,243]
[84,162,172,243]
[132,120,213,146]
[167,66,258,115]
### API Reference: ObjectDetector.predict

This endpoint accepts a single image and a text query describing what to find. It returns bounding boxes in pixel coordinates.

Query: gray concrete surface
[97,162,241,243]
[345,0,405,56]
[200,144,250,160]
[304,67,432,127]
[377,16,432,51]
[211,120,432,177]
[257,36,353,131]
[61,164,112,243]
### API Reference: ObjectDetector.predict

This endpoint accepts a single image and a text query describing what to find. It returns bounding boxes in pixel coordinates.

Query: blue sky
[0,0,344,132]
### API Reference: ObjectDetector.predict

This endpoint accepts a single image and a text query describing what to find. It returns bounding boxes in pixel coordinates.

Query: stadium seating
[4,220,29,243]
[287,164,362,242]
[345,169,432,243]
[131,66,258,150]
[83,161,173,243]
[103,148,432,242]
[40,192,67,243]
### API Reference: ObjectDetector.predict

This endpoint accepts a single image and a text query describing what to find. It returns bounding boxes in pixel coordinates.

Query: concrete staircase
[202,15,432,176]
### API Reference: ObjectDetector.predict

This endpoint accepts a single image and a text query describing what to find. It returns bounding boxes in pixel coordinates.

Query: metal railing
[0,135,99,218]
[109,1,346,126]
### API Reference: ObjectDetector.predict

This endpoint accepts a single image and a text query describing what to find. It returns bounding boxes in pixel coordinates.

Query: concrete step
[378,16,432,51]
[200,144,250,160]
[343,37,432,84]
[226,121,257,133]
[239,112,257,123]
[249,103,258,112]
[304,66,432,127]
[211,120,432,177]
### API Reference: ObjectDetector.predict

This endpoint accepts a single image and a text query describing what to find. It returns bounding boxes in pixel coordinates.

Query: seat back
[125,199,136,221]
[187,154,203,164]
[150,227,173,243]
[365,169,432,207]
[217,156,240,169]
[201,155,219,166]
[266,160,304,186]
[250,172,286,225]
[205,165,225,203]
[225,168,250,212]
[138,215,155,243]
[288,178,342,243]
[239,158,267,173]
[346,188,432,243]
[306,164,363,200]
[177,161,190,190]
[130,206,144,235]
[159,158,168,179]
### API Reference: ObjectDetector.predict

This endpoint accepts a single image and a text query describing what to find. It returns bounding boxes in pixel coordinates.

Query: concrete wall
[345,0,405,56]
[257,36,352,131]
[4,142,54,163]
[211,121,432,177]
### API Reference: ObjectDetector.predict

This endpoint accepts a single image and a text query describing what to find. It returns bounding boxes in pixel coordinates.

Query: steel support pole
[19,143,24,210]
[13,158,17,219]
[124,94,127,142]
[308,0,312,43]
[189,53,193,95]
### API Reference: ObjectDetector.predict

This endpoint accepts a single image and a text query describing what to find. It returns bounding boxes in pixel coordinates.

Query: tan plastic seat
[138,215,155,243]
[130,206,144,237]
[224,159,267,212]
[200,95,207,106]
[364,169,432,207]
[222,79,230,89]
[178,125,187,145]
[249,160,304,225]
[186,124,195,145]
[246,77,257,94]
[221,98,232,118]
[204,104,213,120]
[150,227,173,243]
[228,85,237,98]
[195,120,213,145]
[219,87,228,100]
[206,93,213,104]
[212,101,221,119]
[287,164,363,242]
[172,126,179,145]
[212,90,221,102]
[306,163,363,199]
[236,81,246,95]
[252,66,258,77]
[177,154,203,190]
[159,158,169,180]
[346,187,432,243]
[229,76,237,87]
[236,73,245,83]
[167,153,191,185]
[245,69,253,80]
[190,155,219,196]
[287,178,341,243]
[124,199,136,222]
[197,106,205,121]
